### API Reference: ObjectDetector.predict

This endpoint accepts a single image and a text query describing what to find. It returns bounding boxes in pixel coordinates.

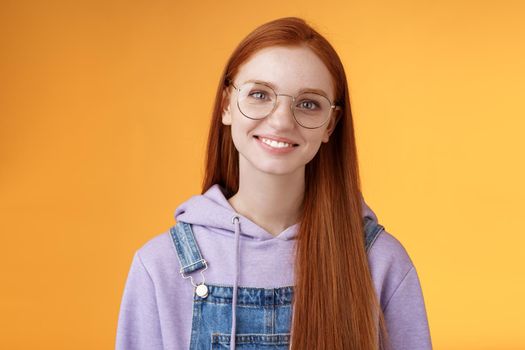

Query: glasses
[229,80,341,129]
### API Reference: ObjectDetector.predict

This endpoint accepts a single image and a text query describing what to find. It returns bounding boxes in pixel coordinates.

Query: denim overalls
[169,216,383,350]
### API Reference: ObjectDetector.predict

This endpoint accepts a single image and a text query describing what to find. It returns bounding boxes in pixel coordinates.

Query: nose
[266,94,296,130]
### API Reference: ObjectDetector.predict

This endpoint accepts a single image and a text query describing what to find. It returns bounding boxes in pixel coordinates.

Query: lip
[254,135,297,154]
[254,134,299,146]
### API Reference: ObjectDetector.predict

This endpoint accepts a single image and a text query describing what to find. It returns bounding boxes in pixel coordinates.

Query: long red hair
[202,17,390,350]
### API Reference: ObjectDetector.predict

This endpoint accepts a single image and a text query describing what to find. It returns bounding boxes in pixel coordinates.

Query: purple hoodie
[115,184,432,349]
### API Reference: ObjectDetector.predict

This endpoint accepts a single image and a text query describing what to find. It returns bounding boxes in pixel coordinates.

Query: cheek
[301,133,326,158]
[232,112,258,134]
[304,130,327,147]
[305,142,323,162]
[229,124,242,150]
[229,116,254,149]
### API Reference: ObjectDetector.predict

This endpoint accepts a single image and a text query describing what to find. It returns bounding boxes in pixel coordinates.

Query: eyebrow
[242,79,331,99]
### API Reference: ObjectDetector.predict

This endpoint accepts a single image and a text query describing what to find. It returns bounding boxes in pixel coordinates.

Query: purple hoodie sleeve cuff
[115,252,164,350]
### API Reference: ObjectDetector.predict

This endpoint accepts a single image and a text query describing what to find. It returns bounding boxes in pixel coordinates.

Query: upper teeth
[260,137,294,148]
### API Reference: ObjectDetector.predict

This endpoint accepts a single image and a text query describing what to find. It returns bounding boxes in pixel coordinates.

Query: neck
[227,158,305,237]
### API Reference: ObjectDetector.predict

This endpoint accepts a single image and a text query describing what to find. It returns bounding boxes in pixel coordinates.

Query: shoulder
[133,229,178,281]
[368,229,414,268]
[368,229,433,347]
[367,229,418,309]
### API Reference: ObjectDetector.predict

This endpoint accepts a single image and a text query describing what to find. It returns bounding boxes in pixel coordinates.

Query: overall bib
[169,216,383,350]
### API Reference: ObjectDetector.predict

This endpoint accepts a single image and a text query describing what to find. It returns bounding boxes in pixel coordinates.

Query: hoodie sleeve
[382,265,433,350]
[115,251,164,350]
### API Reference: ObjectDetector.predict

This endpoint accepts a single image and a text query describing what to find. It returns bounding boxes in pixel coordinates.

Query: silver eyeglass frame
[228,80,341,129]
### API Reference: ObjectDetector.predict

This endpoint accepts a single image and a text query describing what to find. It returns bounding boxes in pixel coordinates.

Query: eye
[297,100,320,110]
[249,91,268,100]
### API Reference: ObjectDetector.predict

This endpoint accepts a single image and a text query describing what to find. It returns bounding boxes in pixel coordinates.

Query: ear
[221,88,232,126]
[321,108,341,143]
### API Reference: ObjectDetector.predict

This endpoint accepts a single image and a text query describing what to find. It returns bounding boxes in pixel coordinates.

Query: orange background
[1,0,524,349]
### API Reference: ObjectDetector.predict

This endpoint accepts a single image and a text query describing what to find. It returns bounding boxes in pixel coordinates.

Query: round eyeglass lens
[293,92,331,129]
[237,83,276,119]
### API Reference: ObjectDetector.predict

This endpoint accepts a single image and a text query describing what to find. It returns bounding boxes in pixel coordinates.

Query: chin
[261,169,296,176]
[255,163,305,177]
[239,152,305,177]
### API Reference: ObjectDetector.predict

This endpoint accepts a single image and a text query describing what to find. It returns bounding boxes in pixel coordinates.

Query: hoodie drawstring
[230,215,241,350]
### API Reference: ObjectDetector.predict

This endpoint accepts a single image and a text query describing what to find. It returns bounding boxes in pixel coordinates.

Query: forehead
[234,45,335,99]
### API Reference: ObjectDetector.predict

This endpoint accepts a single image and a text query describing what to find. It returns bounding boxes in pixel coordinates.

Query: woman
[116,17,432,350]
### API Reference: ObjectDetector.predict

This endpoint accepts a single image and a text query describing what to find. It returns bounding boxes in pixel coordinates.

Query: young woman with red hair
[116,17,432,350]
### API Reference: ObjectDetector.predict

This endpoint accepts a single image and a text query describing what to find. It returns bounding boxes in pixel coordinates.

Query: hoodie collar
[174,183,378,241]
[175,184,299,241]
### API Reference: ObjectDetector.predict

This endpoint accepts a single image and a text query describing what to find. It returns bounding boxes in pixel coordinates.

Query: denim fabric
[170,217,383,350]
[192,284,293,349]
[170,221,207,274]
[364,215,384,253]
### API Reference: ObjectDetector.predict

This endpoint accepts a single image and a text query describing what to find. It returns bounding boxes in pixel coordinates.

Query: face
[221,45,340,177]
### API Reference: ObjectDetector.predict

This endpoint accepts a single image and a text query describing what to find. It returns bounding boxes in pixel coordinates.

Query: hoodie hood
[174,183,379,240]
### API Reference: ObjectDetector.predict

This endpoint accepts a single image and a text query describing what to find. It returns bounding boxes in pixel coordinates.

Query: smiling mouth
[254,136,299,147]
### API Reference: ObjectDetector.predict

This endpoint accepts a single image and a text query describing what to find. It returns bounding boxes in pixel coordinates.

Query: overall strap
[169,217,385,276]
[169,221,207,275]
[363,216,385,253]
